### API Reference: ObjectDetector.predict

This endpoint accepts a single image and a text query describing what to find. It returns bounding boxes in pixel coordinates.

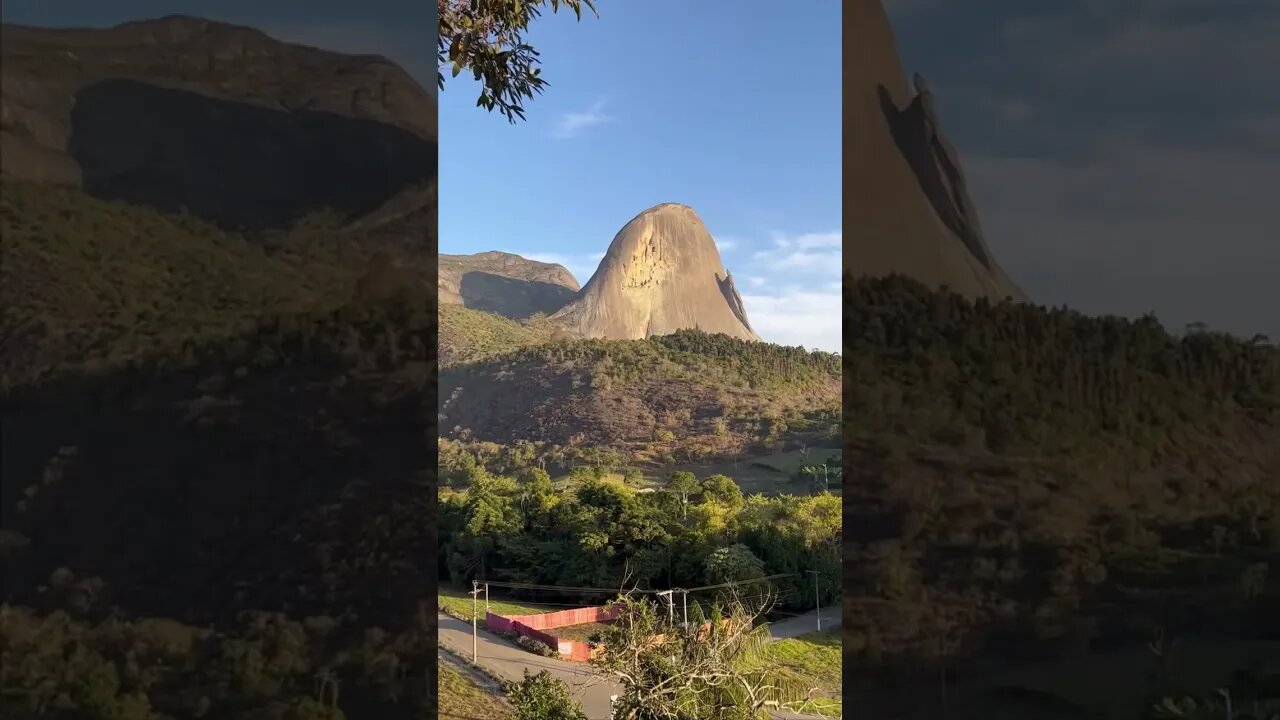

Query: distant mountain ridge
[438,251,579,319]
[1,15,436,232]
[440,204,758,343]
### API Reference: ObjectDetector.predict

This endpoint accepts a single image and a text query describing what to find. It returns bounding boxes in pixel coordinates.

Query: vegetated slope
[439,660,511,720]
[1,300,439,719]
[1,15,436,231]
[841,274,1280,717]
[0,180,336,384]
[550,204,760,341]
[438,303,555,367]
[0,179,437,388]
[844,0,1023,301]
[0,17,442,718]
[439,329,840,460]
[439,250,579,319]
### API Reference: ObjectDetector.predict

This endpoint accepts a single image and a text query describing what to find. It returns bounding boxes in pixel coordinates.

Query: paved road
[439,609,842,719]
[439,613,622,719]
[765,607,842,641]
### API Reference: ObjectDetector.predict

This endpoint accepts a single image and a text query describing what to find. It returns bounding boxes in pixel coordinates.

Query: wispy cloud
[711,234,743,252]
[724,229,843,352]
[552,97,613,139]
[741,288,842,353]
[750,231,842,276]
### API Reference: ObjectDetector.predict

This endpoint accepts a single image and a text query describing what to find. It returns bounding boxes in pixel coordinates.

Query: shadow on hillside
[458,271,577,319]
[0,320,436,628]
[69,79,436,231]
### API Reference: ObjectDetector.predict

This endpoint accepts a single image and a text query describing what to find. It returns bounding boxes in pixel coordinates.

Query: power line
[473,580,666,594]
[467,572,795,597]
[673,573,796,593]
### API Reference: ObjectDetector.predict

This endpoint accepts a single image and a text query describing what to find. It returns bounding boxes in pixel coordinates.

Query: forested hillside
[437,303,555,367]
[842,275,1280,717]
[1,192,440,718]
[0,179,431,389]
[439,329,841,459]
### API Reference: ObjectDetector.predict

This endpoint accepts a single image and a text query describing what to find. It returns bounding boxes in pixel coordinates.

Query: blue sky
[438,1,842,352]
[885,0,1279,341]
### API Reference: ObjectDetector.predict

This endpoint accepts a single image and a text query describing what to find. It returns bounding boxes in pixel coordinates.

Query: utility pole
[657,590,674,625]
[470,581,479,662]
[807,570,821,632]
[484,582,489,613]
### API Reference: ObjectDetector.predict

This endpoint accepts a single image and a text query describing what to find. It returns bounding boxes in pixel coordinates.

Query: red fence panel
[487,604,626,663]
[484,611,514,633]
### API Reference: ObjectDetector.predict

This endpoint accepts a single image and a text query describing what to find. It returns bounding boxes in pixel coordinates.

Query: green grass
[439,660,511,719]
[744,630,842,714]
[438,588,556,622]
[548,449,843,497]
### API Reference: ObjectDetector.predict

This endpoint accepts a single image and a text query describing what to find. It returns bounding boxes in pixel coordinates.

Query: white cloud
[741,289,842,353]
[551,97,613,139]
[773,231,841,250]
[750,231,843,276]
[524,252,604,286]
[716,230,842,350]
[712,234,741,252]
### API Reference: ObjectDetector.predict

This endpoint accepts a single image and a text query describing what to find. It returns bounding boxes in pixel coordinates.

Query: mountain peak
[550,204,758,341]
[844,0,1023,301]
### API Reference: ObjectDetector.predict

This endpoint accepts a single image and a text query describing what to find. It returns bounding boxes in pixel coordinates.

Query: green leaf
[452,61,463,78]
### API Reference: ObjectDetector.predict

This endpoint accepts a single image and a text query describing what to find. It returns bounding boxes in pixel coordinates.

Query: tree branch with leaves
[438,0,599,122]
[591,590,836,720]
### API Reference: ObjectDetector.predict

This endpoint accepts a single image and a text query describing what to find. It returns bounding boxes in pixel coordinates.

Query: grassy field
[747,630,842,715]
[547,448,843,496]
[439,657,511,719]
[659,448,842,495]
[438,588,556,622]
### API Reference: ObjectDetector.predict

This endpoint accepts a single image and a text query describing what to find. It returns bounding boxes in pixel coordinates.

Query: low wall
[510,620,560,650]
[486,604,621,662]
[490,605,621,631]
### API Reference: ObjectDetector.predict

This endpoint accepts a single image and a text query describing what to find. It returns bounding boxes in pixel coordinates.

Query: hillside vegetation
[1,184,440,719]
[439,470,841,620]
[440,329,841,460]
[438,303,555,367]
[841,275,1280,718]
[0,179,435,388]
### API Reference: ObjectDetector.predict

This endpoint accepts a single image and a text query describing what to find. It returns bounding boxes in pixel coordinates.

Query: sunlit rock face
[550,203,760,341]
[844,0,1024,301]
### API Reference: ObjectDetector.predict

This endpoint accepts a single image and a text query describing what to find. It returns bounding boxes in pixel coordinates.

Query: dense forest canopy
[439,469,841,614]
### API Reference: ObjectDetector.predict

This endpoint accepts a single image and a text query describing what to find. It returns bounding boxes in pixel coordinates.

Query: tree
[704,544,765,586]
[508,669,588,720]
[700,474,744,509]
[438,0,599,122]
[666,471,699,519]
[592,593,820,719]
